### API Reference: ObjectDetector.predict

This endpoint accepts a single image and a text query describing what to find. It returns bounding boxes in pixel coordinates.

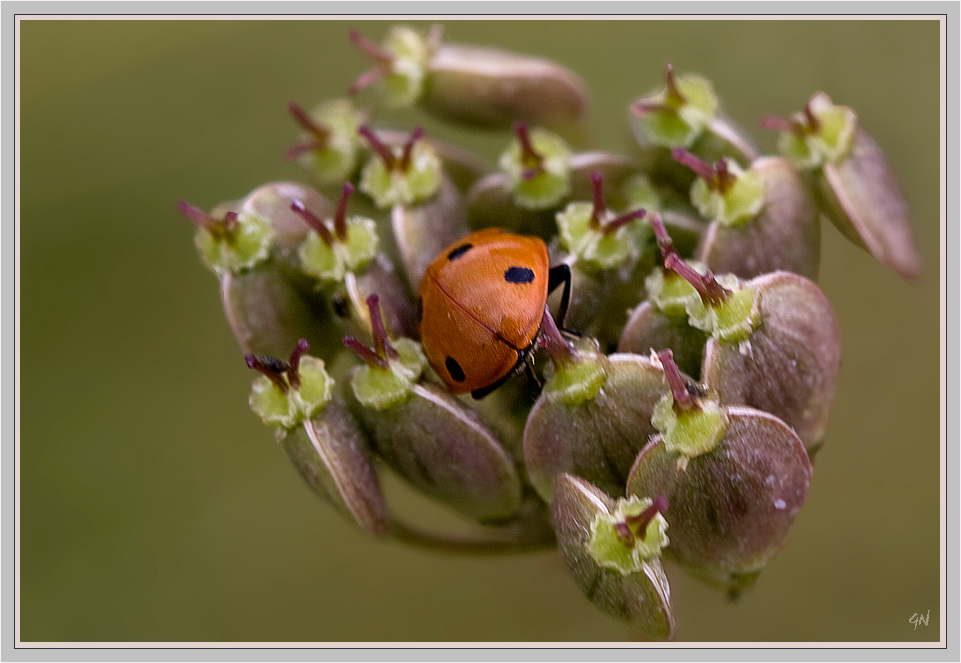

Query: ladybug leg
[547,263,579,336]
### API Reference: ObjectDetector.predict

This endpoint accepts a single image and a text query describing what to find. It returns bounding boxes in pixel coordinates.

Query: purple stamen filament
[367,294,399,361]
[664,253,731,306]
[178,202,238,239]
[588,171,606,229]
[603,209,647,236]
[346,31,395,95]
[286,101,329,161]
[245,338,311,393]
[358,125,397,170]
[513,123,544,179]
[400,127,425,172]
[624,495,669,539]
[343,294,400,369]
[333,182,355,241]
[536,305,575,363]
[343,337,387,369]
[349,29,394,66]
[663,64,685,107]
[587,171,646,235]
[658,349,694,409]
[671,149,736,193]
[290,200,336,247]
[802,100,821,133]
[288,101,330,142]
[649,213,731,305]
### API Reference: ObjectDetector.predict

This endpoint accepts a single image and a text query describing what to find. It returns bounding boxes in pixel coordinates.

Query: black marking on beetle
[415,296,423,324]
[447,243,473,261]
[504,266,535,284]
[331,294,350,318]
[445,356,466,382]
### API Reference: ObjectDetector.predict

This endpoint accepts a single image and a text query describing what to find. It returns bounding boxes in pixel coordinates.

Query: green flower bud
[629,66,759,192]
[551,474,674,640]
[290,183,379,284]
[764,92,920,279]
[358,125,442,208]
[374,128,495,194]
[630,65,718,150]
[246,340,334,429]
[348,25,589,143]
[499,123,572,209]
[556,171,647,272]
[179,201,273,276]
[694,156,821,281]
[286,99,365,185]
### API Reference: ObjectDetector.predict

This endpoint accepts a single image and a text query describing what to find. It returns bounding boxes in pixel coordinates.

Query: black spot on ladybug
[447,243,473,261]
[504,266,535,284]
[445,356,466,382]
[331,294,350,318]
[415,296,423,324]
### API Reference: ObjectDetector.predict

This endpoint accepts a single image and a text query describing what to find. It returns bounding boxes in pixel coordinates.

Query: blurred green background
[20,18,941,643]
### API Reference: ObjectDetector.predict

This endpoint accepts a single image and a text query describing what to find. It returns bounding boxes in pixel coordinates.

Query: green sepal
[350,338,426,410]
[297,217,379,283]
[379,26,432,107]
[295,99,365,184]
[712,282,761,344]
[249,356,334,429]
[359,141,442,208]
[499,127,572,209]
[689,160,765,228]
[556,202,638,271]
[194,211,273,276]
[646,265,707,320]
[634,74,718,149]
[777,93,858,170]
[651,390,728,457]
[544,353,608,407]
[587,496,670,575]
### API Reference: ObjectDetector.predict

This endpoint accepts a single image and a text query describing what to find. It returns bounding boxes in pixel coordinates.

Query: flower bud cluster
[178,24,920,640]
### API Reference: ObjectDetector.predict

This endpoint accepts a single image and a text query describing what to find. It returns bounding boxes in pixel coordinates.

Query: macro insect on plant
[178,24,920,640]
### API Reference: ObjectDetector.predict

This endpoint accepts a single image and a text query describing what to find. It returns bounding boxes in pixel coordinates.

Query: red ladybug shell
[418,228,549,395]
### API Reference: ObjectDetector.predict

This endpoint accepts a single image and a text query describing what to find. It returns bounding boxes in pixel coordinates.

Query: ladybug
[417,228,572,399]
